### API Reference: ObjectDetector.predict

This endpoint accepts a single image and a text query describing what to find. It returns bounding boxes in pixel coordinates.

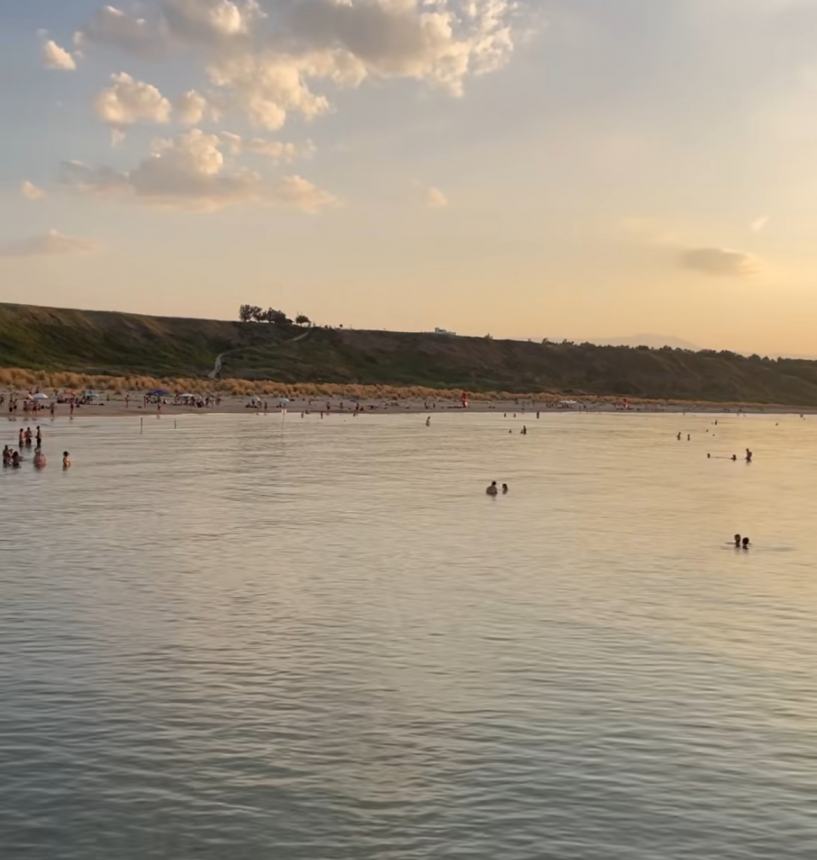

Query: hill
[3,302,817,406]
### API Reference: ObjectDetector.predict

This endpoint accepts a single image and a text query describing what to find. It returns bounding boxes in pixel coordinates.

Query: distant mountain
[588,334,702,350]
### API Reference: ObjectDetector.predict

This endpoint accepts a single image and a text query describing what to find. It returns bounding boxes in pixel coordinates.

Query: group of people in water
[734,534,750,549]
[2,425,71,469]
[486,481,509,496]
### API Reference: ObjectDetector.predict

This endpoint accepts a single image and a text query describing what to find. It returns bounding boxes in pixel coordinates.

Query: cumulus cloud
[207,51,336,130]
[679,247,758,277]
[94,72,173,126]
[0,229,97,257]
[162,0,265,41]
[21,180,46,201]
[74,1,520,129]
[424,185,448,207]
[42,39,77,70]
[62,128,336,213]
[176,89,219,126]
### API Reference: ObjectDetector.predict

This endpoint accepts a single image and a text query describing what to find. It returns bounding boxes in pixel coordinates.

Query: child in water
[62,451,71,469]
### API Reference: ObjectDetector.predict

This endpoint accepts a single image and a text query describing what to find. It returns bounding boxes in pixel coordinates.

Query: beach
[5,390,816,420]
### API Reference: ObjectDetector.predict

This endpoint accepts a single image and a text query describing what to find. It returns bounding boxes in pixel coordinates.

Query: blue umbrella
[147,388,171,397]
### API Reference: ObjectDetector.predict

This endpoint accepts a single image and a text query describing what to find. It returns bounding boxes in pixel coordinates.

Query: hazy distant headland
[3,302,817,407]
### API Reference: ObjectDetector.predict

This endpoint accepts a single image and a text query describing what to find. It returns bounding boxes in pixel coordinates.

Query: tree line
[239,305,311,327]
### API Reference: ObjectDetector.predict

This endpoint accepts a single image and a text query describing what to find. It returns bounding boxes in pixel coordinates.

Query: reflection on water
[1,412,816,859]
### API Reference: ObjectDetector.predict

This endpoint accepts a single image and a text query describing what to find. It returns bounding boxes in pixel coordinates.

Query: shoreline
[6,393,816,420]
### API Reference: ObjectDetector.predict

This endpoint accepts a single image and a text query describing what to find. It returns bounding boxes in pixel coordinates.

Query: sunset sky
[2,1,817,354]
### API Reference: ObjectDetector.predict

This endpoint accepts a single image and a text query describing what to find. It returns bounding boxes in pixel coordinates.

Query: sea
[1,410,816,859]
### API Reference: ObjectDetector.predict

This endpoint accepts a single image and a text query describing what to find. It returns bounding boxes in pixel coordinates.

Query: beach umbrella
[32,393,49,401]
[147,388,171,397]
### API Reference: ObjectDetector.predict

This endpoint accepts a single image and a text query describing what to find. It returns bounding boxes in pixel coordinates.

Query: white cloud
[162,0,265,40]
[176,89,219,126]
[42,39,77,71]
[207,51,336,130]
[21,180,47,201]
[0,229,97,257]
[74,1,520,129]
[424,185,448,208]
[62,129,337,213]
[679,247,758,277]
[94,72,173,127]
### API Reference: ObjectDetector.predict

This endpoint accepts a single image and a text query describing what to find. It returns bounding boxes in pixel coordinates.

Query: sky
[2,0,817,355]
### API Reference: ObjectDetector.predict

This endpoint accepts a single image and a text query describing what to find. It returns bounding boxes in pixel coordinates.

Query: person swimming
[486,481,499,496]
[11,450,20,467]
[734,534,741,548]
[33,448,47,469]
[742,537,750,549]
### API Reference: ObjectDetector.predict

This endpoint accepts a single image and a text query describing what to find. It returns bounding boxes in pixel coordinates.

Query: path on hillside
[208,327,312,379]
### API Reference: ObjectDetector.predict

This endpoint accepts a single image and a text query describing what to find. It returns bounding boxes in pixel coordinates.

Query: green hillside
[2,302,817,405]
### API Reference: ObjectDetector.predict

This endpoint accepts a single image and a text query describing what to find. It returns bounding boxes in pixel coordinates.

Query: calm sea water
[1,411,816,859]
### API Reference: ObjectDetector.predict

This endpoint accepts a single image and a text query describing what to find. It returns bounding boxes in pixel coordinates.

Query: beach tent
[177,393,196,400]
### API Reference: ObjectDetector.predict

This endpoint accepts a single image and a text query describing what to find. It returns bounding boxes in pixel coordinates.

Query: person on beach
[734,534,741,548]
[486,481,499,496]
[62,451,71,469]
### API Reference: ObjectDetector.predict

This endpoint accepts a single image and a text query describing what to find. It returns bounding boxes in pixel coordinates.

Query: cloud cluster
[40,1,521,216]
[679,247,758,278]
[75,0,518,125]
[0,230,97,257]
[62,128,336,212]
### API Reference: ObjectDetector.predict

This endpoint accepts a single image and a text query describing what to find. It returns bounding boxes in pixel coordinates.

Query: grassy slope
[3,302,817,405]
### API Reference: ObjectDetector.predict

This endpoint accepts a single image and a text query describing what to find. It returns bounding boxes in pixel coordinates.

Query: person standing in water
[745,448,753,462]
[742,537,750,549]
[426,416,431,427]
[35,425,42,446]
[502,483,509,494]
[486,481,499,496]
[62,451,71,469]
[734,534,741,548]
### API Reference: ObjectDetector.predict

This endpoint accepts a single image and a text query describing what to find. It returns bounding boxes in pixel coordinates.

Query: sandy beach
[6,392,816,420]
